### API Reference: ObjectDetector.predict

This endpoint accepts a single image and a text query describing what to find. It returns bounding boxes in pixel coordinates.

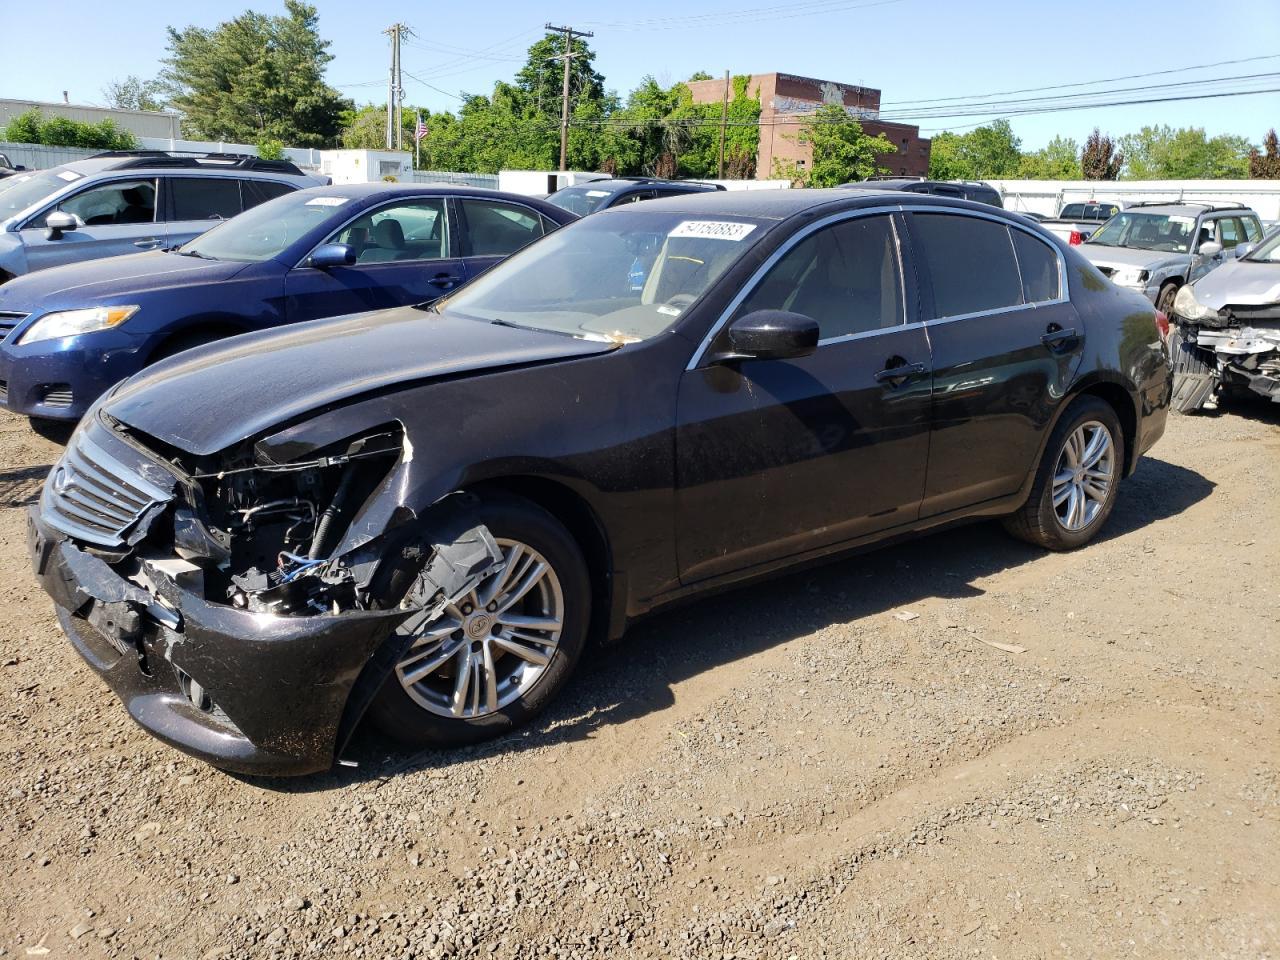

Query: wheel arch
[145,317,250,364]
[1063,375,1140,477]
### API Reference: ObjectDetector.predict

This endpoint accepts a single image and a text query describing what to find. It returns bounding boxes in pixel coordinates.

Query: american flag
[415,113,428,142]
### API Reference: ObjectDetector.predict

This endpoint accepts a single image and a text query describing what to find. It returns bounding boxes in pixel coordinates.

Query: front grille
[0,311,27,344]
[42,425,174,547]
[1097,267,1116,278]
[39,384,73,408]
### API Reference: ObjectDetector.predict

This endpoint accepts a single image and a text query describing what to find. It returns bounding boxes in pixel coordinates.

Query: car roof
[291,182,576,220]
[597,187,1013,221]
[563,177,720,195]
[53,154,314,182]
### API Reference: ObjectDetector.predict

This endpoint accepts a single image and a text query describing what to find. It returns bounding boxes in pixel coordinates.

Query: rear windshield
[546,185,616,216]
[439,210,771,342]
[0,170,75,221]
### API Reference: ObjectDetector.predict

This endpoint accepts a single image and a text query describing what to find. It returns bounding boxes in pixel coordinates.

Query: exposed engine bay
[1171,315,1280,413]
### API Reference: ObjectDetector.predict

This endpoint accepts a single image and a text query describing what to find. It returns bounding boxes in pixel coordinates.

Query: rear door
[20,177,162,271]
[675,211,933,582]
[455,197,549,280]
[164,176,246,248]
[283,195,464,322]
[907,210,1081,517]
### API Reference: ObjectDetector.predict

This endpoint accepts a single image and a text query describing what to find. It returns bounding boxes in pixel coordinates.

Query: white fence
[0,138,325,172]
[990,179,1280,221]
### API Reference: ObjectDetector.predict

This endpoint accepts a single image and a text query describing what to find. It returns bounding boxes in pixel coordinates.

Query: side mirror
[1198,241,1223,259]
[1233,242,1254,259]
[45,211,79,240]
[308,243,356,268]
[715,309,819,363]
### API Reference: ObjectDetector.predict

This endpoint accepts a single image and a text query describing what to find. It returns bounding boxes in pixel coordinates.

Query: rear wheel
[368,494,590,747]
[1003,396,1123,551]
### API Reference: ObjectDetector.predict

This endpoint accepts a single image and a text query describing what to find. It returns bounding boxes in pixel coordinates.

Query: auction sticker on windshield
[305,197,349,207]
[669,221,757,242]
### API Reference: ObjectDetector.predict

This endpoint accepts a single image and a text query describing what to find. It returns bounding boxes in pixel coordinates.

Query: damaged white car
[1170,228,1280,412]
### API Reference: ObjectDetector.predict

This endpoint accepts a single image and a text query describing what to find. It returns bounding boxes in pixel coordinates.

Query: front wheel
[368,494,590,748]
[1003,396,1124,551]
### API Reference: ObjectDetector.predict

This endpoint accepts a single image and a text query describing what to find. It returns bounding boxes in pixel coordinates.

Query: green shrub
[2,109,137,150]
[256,138,286,161]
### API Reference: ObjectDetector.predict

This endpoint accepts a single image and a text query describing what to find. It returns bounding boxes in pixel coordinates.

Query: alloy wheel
[1051,420,1115,532]
[394,539,564,719]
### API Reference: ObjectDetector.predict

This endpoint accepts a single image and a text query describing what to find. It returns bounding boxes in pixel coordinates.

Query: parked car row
[19,182,1174,775]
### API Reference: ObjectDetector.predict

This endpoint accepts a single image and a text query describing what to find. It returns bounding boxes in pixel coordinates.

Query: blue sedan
[0,183,575,424]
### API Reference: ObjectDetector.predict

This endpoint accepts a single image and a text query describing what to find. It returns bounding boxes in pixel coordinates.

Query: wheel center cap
[465,614,493,639]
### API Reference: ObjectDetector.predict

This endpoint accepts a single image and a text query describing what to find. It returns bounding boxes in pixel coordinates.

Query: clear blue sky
[2,0,1278,150]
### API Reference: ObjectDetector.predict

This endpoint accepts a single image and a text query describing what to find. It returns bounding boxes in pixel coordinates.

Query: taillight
[1068,230,1084,245]
[1153,310,1170,342]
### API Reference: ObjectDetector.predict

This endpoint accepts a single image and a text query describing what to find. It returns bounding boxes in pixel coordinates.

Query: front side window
[912,213,1022,318]
[439,210,771,343]
[735,215,904,339]
[46,178,157,227]
[169,177,243,222]
[460,199,544,257]
[325,198,447,264]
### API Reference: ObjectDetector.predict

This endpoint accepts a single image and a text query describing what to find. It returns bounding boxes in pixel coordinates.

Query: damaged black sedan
[29,190,1172,775]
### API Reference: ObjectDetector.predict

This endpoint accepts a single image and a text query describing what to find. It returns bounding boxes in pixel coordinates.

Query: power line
[545,23,594,171]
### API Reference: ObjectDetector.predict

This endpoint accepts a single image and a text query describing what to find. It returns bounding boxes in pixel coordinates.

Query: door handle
[874,359,928,385]
[133,238,163,249]
[1040,324,1080,352]
[429,273,462,289]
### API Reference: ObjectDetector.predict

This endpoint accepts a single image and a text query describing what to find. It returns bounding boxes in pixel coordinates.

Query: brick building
[685,72,930,180]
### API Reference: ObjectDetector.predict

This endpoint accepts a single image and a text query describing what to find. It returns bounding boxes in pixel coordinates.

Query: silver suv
[1080,201,1265,313]
[0,151,326,282]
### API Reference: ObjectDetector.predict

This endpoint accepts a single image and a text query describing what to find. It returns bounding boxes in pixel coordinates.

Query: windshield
[546,184,616,216]
[0,170,76,221]
[1087,212,1196,253]
[181,191,350,262]
[1244,228,1280,263]
[439,210,771,342]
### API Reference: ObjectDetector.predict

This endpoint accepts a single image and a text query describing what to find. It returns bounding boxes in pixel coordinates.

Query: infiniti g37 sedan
[28,190,1173,775]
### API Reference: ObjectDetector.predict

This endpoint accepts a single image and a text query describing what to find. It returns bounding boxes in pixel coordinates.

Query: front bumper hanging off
[29,507,408,775]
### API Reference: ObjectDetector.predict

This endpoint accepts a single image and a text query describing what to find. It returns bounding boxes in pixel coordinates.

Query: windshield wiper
[178,249,215,260]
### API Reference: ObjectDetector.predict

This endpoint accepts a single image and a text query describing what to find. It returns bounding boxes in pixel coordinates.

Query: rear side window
[913,213,1023,318]
[1010,230,1060,303]
[736,214,903,339]
[460,199,545,257]
[1244,218,1262,243]
[1217,218,1242,248]
[242,179,294,208]
[169,177,243,221]
[1060,203,1086,219]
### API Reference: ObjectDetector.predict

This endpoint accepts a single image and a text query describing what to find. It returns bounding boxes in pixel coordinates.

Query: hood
[0,251,250,312]
[104,306,618,455]
[1078,245,1175,270]
[1189,258,1280,310]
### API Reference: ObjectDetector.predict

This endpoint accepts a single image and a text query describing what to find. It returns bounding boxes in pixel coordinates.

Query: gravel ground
[1,402,1277,960]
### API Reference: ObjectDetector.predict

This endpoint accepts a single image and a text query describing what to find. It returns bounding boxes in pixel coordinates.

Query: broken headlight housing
[1173,284,1218,322]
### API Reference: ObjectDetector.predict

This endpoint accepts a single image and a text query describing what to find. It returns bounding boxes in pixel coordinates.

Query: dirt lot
[1,402,1277,960]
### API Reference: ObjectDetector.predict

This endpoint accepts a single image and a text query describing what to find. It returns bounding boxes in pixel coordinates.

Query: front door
[905,211,1084,517]
[21,177,163,272]
[284,196,465,322]
[675,212,933,583]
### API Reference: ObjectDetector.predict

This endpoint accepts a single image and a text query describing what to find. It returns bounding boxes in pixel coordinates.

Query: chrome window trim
[685,203,1069,370]
[294,194,450,269]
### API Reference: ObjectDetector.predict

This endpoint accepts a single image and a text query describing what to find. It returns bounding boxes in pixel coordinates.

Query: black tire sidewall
[1033,397,1124,549]
[368,494,590,748]
[1156,283,1178,315]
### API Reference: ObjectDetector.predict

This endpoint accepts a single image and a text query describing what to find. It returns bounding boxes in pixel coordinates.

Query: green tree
[160,0,351,147]
[1250,129,1280,179]
[1118,125,1252,179]
[775,104,895,187]
[1081,128,1122,180]
[2,109,136,149]
[927,121,1021,179]
[103,76,166,112]
[1016,136,1079,179]
[515,34,605,116]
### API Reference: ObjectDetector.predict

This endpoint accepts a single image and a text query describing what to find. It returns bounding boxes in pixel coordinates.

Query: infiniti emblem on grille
[51,467,69,494]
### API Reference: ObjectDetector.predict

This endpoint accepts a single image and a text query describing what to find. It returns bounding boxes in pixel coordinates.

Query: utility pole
[717,70,730,179]
[384,23,411,151]
[545,22,593,172]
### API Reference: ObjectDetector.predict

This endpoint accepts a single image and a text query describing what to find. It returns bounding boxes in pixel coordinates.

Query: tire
[28,417,75,444]
[1155,282,1178,315]
[148,329,230,364]
[368,493,591,748]
[1169,325,1218,414]
[1002,396,1124,551]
